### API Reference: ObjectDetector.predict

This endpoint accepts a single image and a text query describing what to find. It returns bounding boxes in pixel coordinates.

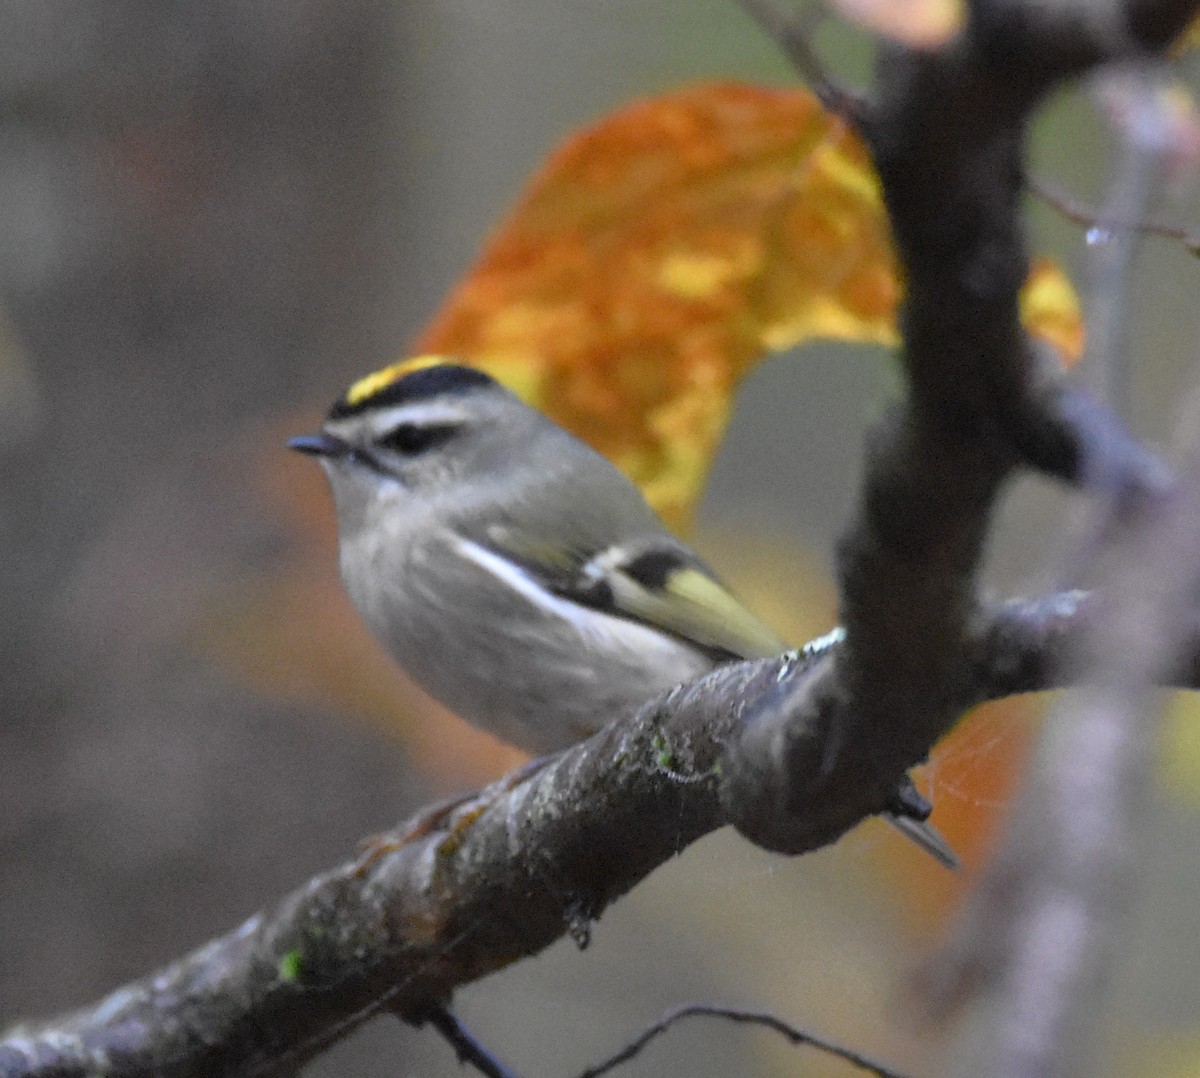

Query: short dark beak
[287,432,351,458]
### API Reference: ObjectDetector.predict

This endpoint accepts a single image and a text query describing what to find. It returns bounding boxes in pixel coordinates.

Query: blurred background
[1,2,1199,1075]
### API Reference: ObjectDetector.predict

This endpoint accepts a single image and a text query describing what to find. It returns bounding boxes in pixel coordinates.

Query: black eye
[377,422,458,456]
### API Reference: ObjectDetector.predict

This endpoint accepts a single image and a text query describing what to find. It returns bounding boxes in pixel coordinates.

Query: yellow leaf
[1158,691,1200,809]
[1116,1030,1200,1078]
[1022,258,1085,364]
[1171,13,1200,56]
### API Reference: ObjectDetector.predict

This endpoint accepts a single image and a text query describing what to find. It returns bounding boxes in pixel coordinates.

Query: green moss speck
[279,949,304,983]
[651,731,674,769]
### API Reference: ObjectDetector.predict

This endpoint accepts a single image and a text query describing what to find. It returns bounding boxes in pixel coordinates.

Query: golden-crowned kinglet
[290,356,957,868]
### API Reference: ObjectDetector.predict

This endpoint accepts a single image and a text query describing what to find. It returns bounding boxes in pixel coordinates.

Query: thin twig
[416,1004,522,1078]
[733,0,864,119]
[1029,174,1200,257]
[576,1003,909,1078]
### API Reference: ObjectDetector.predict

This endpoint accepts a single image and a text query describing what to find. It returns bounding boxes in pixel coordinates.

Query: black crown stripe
[328,363,496,420]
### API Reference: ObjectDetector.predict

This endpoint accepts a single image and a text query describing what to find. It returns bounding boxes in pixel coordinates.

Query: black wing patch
[476,531,784,662]
[621,548,688,590]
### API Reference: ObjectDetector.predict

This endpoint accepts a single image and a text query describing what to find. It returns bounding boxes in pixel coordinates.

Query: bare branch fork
[4,0,1199,1074]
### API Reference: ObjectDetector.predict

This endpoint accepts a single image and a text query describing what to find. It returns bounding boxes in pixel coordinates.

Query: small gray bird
[290,356,956,867]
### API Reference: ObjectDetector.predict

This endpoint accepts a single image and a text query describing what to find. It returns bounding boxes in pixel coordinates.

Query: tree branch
[918,63,1200,1075]
[3,590,1200,1078]
[717,0,1186,859]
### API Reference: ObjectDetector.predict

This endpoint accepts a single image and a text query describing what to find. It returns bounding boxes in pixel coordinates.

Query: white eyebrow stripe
[454,536,597,628]
[372,402,472,428]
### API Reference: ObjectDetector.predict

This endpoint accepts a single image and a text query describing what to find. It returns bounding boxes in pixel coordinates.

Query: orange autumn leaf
[872,696,1042,932]
[414,81,1083,527]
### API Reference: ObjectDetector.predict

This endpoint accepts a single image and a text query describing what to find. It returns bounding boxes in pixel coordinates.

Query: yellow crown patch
[343,354,453,408]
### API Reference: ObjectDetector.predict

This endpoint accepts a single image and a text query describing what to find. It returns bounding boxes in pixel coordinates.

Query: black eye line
[377,421,459,456]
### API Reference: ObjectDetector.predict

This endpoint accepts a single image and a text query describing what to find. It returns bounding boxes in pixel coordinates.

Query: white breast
[340,525,714,754]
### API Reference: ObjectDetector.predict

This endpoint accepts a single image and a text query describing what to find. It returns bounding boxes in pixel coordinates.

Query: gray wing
[477,523,784,662]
